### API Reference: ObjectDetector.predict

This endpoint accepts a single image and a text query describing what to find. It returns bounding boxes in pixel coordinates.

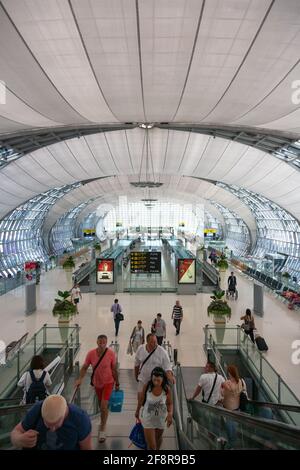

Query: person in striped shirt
[171,300,183,335]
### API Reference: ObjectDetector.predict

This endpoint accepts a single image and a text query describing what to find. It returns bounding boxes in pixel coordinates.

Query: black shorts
[74,298,80,304]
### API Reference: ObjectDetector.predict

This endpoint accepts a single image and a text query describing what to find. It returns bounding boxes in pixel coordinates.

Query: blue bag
[129,422,147,449]
[109,389,124,412]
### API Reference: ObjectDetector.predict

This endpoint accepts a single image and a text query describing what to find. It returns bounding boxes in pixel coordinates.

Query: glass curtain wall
[211,202,251,256]
[0,184,80,277]
[50,199,97,255]
[218,183,300,279]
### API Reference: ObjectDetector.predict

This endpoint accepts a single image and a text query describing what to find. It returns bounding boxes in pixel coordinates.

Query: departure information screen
[130,251,161,274]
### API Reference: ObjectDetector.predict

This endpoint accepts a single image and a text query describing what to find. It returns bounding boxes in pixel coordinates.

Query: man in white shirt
[189,361,225,405]
[134,334,174,400]
[71,284,82,313]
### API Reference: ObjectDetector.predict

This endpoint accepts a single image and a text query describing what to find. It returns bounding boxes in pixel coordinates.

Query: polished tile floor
[1,262,300,398]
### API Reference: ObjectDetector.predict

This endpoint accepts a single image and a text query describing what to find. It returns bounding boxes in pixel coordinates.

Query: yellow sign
[83,228,95,235]
[204,228,217,234]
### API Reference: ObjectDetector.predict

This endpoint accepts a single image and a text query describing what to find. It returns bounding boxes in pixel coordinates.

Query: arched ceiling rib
[0,128,299,224]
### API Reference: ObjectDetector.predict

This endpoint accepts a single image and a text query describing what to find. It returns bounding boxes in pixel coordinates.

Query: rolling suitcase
[255,334,268,351]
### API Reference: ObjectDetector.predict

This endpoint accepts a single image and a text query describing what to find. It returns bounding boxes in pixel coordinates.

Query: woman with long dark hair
[241,308,255,343]
[135,367,173,450]
[17,355,51,404]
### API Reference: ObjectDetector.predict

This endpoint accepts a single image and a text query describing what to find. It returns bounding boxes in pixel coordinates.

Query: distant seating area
[5,332,28,363]
[243,266,300,310]
[244,266,283,291]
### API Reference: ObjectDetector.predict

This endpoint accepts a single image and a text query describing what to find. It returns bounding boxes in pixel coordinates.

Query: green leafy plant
[52,290,77,319]
[217,257,229,270]
[62,256,75,269]
[94,242,101,251]
[207,290,231,319]
[282,272,291,279]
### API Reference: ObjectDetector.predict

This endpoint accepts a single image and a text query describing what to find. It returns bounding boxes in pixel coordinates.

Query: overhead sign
[130,252,161,274]
[83,228,95,236]
[178,259,196,284]
[204,228,217,233]
[96,258,114,284]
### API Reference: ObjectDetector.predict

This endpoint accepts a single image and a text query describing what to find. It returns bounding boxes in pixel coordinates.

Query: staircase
[92,369,177,450]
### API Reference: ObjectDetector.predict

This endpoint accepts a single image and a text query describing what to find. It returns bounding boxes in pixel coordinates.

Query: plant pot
[58,317,70,343]
[213,315,226,344]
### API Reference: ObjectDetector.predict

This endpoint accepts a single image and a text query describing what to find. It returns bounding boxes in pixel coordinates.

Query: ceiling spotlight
[138,123,154,129]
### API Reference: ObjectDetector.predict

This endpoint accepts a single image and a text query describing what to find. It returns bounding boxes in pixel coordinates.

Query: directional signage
[130,252,161,274]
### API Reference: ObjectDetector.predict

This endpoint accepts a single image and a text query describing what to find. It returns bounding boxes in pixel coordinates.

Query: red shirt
[84,348,116,388]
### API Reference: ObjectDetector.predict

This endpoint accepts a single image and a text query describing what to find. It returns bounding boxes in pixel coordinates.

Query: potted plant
[282,272,290,279]
[207,290,231,322]
[52,290,77,325]
[207,290,231,343]
[217,255,229,272]
[62,256,75,270]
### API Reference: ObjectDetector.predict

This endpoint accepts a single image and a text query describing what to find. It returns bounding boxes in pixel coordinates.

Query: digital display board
[130,252,161,274]
[178,259,196,284]
[96,258,114,283]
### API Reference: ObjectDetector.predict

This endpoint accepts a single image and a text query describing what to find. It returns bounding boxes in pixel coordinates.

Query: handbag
[151,318,157,334]
[127,340,133,355]
[239,379,249,412]
[129,422,147,449]
[116,312,124,321]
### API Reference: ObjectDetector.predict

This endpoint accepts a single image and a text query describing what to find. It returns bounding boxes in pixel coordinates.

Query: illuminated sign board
[131,252,161,274]
[178,259,196,284]
[96,258,114,284]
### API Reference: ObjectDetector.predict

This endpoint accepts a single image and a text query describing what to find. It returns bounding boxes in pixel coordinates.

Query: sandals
[98,431,106,443]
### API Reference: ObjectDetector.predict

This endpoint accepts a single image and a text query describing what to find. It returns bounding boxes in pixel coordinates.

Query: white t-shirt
[71,287,81,299]
[198,373,225,405]
[135,345,172,385]
[17,369,52,404]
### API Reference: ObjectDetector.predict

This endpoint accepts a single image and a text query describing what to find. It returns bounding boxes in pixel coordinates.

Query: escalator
[174,365,300,450]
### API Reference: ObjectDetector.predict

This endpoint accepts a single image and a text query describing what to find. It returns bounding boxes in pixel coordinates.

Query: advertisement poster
[96,258,114,284]
[178,259,196,284]
[24,261,37,283]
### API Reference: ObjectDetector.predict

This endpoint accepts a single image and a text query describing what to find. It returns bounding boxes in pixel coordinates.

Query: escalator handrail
[188,399,300,441]
[245,399,300,413]
[0,403,32,416]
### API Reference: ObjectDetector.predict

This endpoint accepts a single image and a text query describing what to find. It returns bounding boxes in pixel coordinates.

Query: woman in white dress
[135,367,173,450]
[130,320,145,353]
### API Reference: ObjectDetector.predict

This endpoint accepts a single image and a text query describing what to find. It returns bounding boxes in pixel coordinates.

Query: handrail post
[260,354,263,386]
[43,325,46,350]
[278,376,281,403]
[34,333,36,355]
[17,350,20,381]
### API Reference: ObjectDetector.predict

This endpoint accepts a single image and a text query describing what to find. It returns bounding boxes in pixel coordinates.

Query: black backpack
[25,370,47,404]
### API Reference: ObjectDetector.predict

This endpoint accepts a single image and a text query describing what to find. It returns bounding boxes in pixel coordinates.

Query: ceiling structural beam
[0,124,137,169]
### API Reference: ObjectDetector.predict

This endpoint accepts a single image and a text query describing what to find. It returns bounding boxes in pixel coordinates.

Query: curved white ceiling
[1,0,300,133]
[43,175,257,245]
[0,128,299,225]
[1,0,300,236]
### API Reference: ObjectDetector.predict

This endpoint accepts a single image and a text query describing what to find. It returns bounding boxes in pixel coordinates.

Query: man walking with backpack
[151,313,166,345]
[111,298,123,337]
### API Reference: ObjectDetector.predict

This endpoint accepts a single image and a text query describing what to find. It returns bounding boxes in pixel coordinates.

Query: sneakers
[98,430,106,443]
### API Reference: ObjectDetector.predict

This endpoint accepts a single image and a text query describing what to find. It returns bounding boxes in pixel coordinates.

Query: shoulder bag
[90,348,108,386]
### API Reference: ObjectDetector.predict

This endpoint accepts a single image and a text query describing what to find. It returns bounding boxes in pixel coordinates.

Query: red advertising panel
[178,259,196,284]
[24,261,37,282]
[96,258,114,284]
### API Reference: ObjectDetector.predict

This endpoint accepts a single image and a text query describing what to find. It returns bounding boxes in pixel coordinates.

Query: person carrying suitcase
[240,309,255,343]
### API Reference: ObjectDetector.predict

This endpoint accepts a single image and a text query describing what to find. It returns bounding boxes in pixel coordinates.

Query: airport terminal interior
[0,0,300,451]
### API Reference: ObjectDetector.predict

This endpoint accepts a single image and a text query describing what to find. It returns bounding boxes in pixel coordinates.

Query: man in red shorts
[75,335,119,443]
